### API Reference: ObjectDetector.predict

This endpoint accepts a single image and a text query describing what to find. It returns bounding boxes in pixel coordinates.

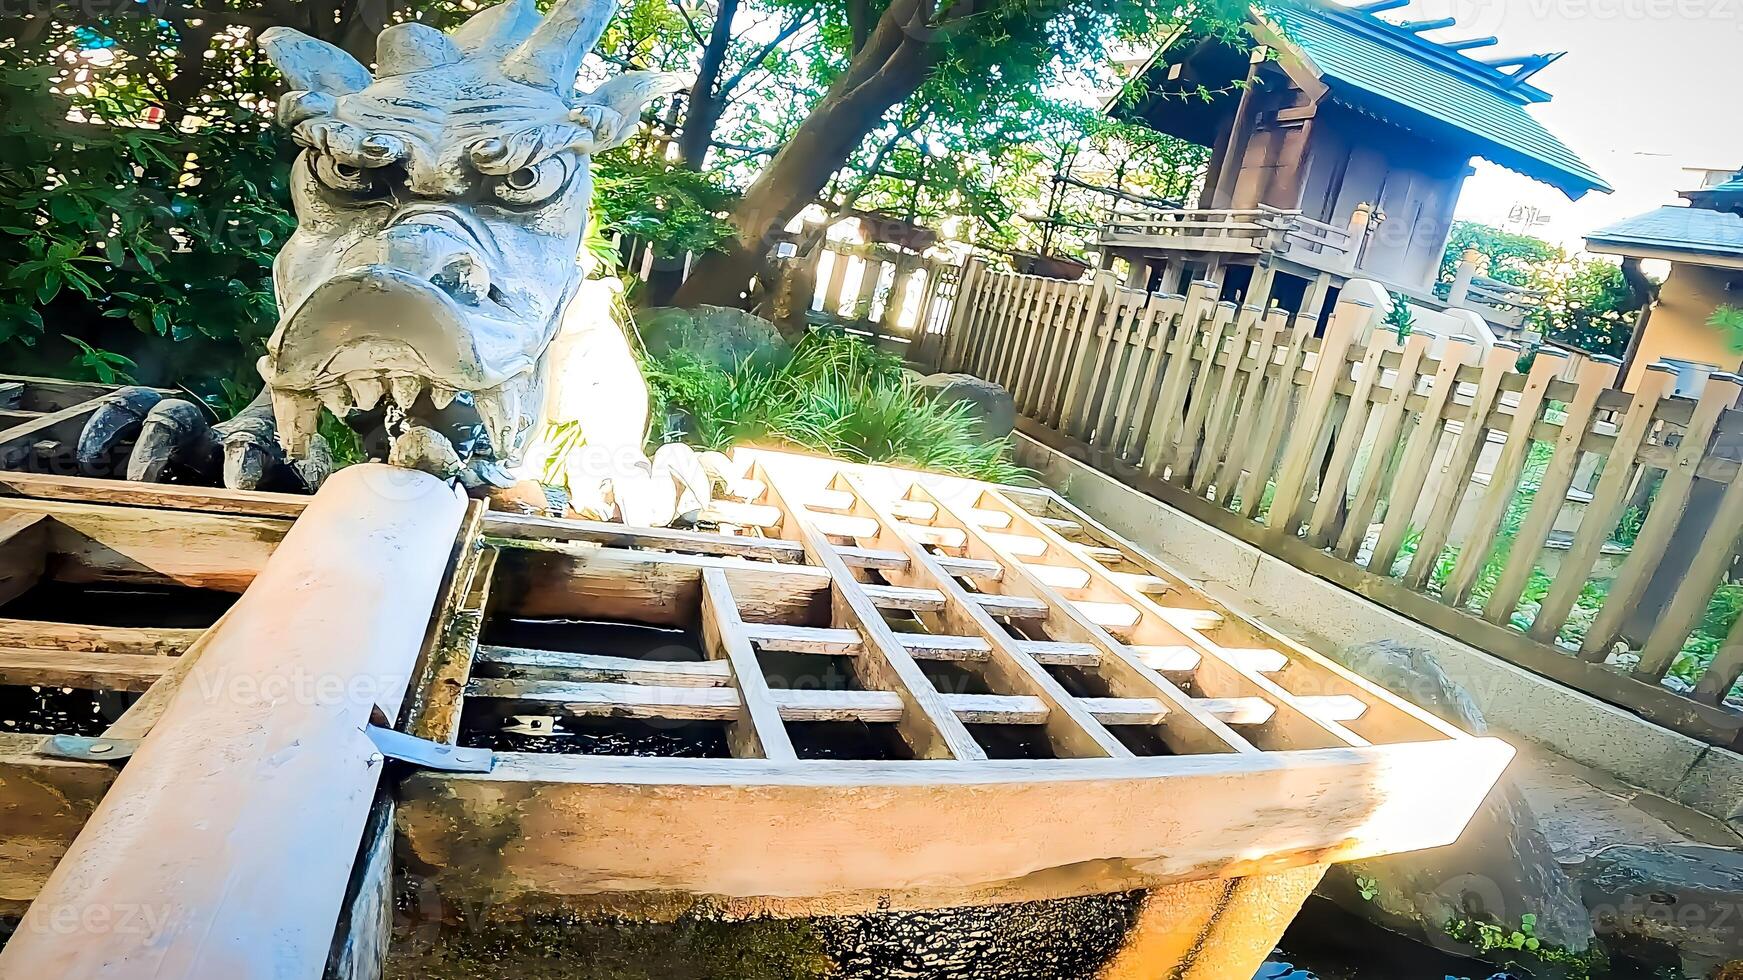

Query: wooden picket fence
[937,257,1743,746]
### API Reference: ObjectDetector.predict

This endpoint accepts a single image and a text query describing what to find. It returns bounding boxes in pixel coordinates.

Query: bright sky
[1386,0,1743,250]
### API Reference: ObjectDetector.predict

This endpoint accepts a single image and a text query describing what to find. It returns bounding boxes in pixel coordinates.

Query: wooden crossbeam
[700,568,796,759]
[0,647,171,692]
[839,474,1131,759]
[0,619,201,657]
[754,463,985,761]
[914,484,1253,755]
[741,623,1100,667]
[466,677,1168,728]
[975,489,1367,752]
[478,646,732,687]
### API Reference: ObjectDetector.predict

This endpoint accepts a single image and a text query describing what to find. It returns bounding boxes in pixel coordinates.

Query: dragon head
[257,0,679,473]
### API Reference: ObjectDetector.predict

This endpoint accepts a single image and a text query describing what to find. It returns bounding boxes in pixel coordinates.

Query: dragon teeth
[474,387,512,452]
[389,375,424,409]
[272,388,321,457]
[430,386,460,410]
[347,376,384,412]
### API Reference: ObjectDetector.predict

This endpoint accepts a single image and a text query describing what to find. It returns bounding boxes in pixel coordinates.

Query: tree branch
[719,8,818,95]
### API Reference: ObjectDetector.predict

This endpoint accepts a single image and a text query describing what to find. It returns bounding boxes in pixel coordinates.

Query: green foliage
[1709,304,1743,354]
[1384,292,1416,341]
[1440,221,1643,359]
[643,331,1028,483]
[0,34,293,402]
[1354,874,1379,902]
[1444,911,1596,979]
[593,153,737,261]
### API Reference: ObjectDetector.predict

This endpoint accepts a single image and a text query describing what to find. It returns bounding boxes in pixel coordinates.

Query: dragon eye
[310,154,380,197]
[494,156,570,206]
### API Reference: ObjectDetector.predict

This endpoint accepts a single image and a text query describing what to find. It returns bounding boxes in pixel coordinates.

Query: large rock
[1316,641,1595,964]
[1577,844,1743,978]
[640,306,792,372]
[915,373,1016,441]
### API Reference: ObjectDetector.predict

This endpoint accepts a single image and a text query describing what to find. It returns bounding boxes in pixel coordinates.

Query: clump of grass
[642,330,1029,485]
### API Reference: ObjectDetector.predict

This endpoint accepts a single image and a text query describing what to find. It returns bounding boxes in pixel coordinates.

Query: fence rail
[938,258,1743,746]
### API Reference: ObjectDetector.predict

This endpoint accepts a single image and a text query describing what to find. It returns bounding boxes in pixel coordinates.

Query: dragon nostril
[432,253,489,305]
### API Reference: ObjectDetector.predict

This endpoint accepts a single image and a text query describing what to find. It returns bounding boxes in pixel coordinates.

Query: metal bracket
[37,735,140,762]
[36,729,491,774]
[366,725,494,773]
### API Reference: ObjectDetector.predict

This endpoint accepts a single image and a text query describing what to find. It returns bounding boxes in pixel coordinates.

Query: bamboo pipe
[0,464,466,978]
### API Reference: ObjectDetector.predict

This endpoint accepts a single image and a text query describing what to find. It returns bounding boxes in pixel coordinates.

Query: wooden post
[1056,270,1120,436]
[0,465,466,979]
[1098,865,1328,980]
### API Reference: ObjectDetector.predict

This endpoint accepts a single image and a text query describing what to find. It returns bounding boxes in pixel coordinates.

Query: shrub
[643,331,1029,484]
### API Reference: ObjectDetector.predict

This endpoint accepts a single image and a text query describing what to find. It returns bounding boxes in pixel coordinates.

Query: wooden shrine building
[1102,0,1610,317]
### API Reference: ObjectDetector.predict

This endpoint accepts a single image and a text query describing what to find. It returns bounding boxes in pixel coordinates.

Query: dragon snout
[349,219,495,308]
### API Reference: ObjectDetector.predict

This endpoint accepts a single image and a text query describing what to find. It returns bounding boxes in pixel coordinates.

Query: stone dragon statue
[78,0,711,524]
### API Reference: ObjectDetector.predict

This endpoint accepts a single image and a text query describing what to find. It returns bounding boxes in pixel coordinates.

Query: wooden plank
[1638,462,1743,685]
[0,470,309,519]
[1236,315,1317,517]
[1191,304,1262,496]
[485,510,805,563]
[398,737,1514,914]
[1304,337,1393,548]
[1122,295,1187,461]
[922,484,1252,755]
[0,733,118,917]
[1062,279,1121,437]
[1694,606,1743,704]
[743,623,1095,667]
[1402,346,1517,591]
[1108,297,1170,459]
[755,462,985,761]
[841,474,1131,759]
[477,646,733,687]
[0,619,201,656]
[939,257,987,373]
[701,568,797,760]
[0,512,48,606]
[0,647,170,692]
[491,544,831,628]
[1211,309,1289,506]
[1264,295,1371,536]
[1333,334,1432,559]
[0,395,110,464]
[1089,295,1142,449]
[1,497,286,593]
[1442,350,1568,610]
[1534,368,1672,646]
[1483,356,1620,625]
[1583,374,1743,664]
[1171,302,1239,483]
[1014,279,1066,416]
[1141,281,1219,478]
[1367,340,1476,575]
[1053,274,1115,432]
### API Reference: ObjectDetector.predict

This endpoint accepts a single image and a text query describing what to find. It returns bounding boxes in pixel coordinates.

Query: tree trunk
[676,0,737,169]
[672,0,939,310]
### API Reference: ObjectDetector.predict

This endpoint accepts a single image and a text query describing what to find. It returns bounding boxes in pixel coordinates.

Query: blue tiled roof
[1586,206,1743,260]
[1267,1,1611,200]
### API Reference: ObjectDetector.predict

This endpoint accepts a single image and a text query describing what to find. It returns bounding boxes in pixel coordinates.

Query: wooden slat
[484,511,804,563]
[1171,302,1239,482]
[919,484,1253,755]
[840,473,1131,759]
[0,619,200,656]
[978,488,1370,751]
[1402,346,1517,590]
[1265,296,1371,535]
[1535,369,1672,647]
[0,647,170,692]
[1108,297,1170,459]
[1190,304,1262,495]
[1235,315,1317,517]
[0,513,49,606]
[701,568,797,760]
[1483,356,1619,625]
[742,622,1097,667]
[1304,337,1394,547]
[1367,340,1477,575]
[1334,333,1432,559]
[1141,281,1219,478]
[755,463,985,761]
[1442,351,1568,609]
[1585,374,1743,665]
[1211,309,1289,506]
[1089,295,1142,449]
[477,646,732,687]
